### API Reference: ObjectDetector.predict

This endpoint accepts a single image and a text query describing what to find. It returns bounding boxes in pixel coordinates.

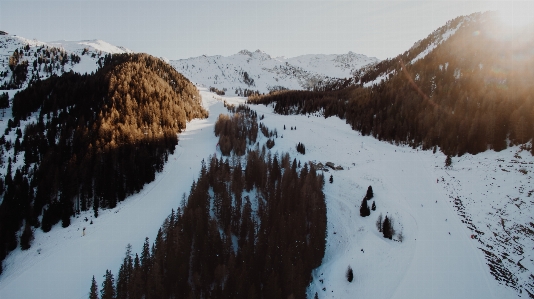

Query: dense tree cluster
[92,146,327,299]
[209,86,226,95]
[249,12,534,156]
[214,105,258,156]
[1,45,81,89]
[296,142,306,155]
[0,53,207,271]
[376,213,395,240]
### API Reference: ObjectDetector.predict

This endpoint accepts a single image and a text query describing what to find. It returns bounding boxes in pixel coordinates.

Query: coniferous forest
[0,53,208,272]
[92,112,327,299]
[249,13,534,156]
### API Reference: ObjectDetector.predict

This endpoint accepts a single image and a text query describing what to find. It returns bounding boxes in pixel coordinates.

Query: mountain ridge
[170,49,379,95]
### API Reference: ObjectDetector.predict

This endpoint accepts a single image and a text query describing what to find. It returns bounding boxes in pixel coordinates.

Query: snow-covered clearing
[0,89,525,298]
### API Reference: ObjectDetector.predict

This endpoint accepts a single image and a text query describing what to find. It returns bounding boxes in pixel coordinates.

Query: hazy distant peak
[238,49,253,56]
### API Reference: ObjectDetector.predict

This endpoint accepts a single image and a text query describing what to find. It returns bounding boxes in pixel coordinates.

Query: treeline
[92,147,327,299]
[0,53,207,273]
[249,13,534,156]
[215,104,258,156]
[2,44,82,89]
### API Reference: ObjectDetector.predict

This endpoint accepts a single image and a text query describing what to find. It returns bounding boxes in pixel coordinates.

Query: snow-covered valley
[0,88,528,298]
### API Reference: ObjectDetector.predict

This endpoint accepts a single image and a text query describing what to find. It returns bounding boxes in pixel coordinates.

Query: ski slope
[0,90,524,298]
[244,102,519,299]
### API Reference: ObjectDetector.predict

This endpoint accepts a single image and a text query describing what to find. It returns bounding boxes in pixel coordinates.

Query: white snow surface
[0,33,132,90]
[0,89,527,298]
[170,50,378,95]
[47,39,133,55]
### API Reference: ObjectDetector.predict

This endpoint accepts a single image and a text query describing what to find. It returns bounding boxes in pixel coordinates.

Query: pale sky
[1,1,532,60]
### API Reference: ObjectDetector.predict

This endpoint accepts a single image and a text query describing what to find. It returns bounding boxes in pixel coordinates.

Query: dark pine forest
[250,13,534,157]
[0,53,208,273]
[92,111,327,299]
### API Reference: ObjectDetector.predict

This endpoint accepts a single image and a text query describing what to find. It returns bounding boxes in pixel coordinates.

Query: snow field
[244,102,517,299]
[0,89,524,299]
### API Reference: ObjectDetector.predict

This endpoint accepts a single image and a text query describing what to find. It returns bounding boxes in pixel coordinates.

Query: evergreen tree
[101,270,116,299]
[445,155,452,167]
[371,201,376,211]
[329,175,333,184]
[346,265,354,282]
[20,222,33,250]
[89,275,99,299]
[376,213,383,232]
[359,197,370,217]
[382,215,393,239]
[365,185,373,200]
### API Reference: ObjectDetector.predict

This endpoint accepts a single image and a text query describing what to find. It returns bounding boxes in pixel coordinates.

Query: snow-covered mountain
[170,50,378,95]
[0,33,132,90]
[0,90,523,299]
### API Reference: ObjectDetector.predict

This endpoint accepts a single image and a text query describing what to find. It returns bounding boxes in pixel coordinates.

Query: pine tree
[359,197,370,217]
[382,215,393,239]
[445,155,452,167]
[376,213,383,232]
[89,275,99,299]
[346,266,354,282]
[371,201,376,211]
[101,270,115,299]
[20,222,33,250]
[365,185,373,200]
[329,175,333,184]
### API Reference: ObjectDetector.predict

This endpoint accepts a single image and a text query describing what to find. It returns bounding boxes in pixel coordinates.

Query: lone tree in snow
[346,266,354,282]
[329,175,333,184]
[365,185,373,200]
[382,215,394,239]
[89,275,99,299]
[371,201,376,211]
[359,197,370,217]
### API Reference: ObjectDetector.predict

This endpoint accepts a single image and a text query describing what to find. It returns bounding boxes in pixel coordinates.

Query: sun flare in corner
[496,2,534,28]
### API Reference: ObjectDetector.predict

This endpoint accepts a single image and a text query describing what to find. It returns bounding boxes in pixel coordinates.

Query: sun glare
[497,3,534,28]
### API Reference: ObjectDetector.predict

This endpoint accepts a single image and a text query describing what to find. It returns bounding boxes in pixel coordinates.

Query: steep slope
[0,53,207,273]
[0,33,132,89]
[170,50,378,95]
[0,88,526,298]
[251,11,534,156]
[249,11,534,296]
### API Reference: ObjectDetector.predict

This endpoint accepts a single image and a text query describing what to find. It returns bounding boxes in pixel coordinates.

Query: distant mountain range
[170,50,378,95]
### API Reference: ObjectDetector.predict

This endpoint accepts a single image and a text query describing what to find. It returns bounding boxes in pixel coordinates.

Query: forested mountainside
[92,106,327,299]
[250,11,534,156]
[0,33,130,90]
[0,53,208,273]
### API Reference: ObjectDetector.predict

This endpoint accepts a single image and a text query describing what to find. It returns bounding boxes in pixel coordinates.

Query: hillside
[250,11,534,156]
[0,33,132,89]
[170,50,378,95]
[0,53,207,274]
[0,89,521,299]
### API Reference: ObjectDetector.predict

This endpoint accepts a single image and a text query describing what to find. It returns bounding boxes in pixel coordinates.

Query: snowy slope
[243,103,520,299]
[170,50,378,95]
[0,33,132,90]
[0,89,527,298]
